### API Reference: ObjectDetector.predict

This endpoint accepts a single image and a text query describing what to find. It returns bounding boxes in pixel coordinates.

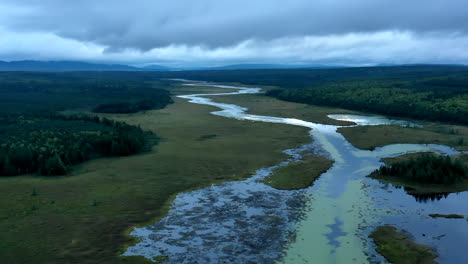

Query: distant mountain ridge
[1,60,464,72]
[204,63,345,70]
[141,64,171,71]
[0,60,170,72]
[0,60,346,72]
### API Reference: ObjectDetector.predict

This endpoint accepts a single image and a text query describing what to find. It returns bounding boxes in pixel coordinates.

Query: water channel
[124,81,467,263]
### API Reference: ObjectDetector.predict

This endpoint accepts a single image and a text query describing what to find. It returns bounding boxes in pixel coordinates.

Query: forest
[0,72,172,176]
[0,72,173,115]
[265,76,468,124]
[0,113,156,176]
[373,154,467,185]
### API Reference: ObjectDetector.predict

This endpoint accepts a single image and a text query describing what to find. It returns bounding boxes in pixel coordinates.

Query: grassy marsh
[0,96,310,264]
[262,155,333,190]
[338,124,468,151]
[370,225,438,264]
[206,93,357,126]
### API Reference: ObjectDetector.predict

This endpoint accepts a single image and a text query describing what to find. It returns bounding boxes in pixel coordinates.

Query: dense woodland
[0,72,173,114]
[0,114,156,176]
[373,154,467,185]
[266,76,468,124]
[0,72,172,176]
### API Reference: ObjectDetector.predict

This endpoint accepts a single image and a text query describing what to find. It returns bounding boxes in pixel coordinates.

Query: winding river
[123,81,468,263]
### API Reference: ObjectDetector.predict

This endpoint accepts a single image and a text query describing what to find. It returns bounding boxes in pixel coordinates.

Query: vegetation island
[370,153,468,196]
[370,225,438,264]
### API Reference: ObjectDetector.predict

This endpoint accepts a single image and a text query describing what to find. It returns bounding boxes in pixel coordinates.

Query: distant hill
[0,61,346,72]
[203,63,344,70]
[141,64,171,71]
[0,60,169,72]
[3,60,462,72]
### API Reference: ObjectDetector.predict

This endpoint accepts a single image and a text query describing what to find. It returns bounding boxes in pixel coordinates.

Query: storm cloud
[0,0,467,65]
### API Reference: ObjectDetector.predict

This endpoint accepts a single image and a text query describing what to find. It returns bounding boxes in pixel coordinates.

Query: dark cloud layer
[0,0,467,65]
[3,0,468,50]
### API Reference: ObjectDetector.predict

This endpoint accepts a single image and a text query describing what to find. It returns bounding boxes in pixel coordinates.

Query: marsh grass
[370,225,438,264]
[205,93,357,126]
[338,124,468,151]
[262,155,333,190]
[0,97,310,264]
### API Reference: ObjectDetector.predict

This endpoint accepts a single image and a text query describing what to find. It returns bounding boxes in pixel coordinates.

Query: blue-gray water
[123,81,467,263]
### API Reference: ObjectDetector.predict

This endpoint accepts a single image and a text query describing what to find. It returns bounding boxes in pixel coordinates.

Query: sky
[1,0,468,67]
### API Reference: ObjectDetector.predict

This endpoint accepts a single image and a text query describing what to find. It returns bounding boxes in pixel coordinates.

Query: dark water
[123,82,467,263]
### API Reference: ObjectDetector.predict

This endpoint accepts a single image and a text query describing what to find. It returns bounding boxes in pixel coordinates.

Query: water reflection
[412,192,451,203]
[383,183,452,202]
[405,189,451,203]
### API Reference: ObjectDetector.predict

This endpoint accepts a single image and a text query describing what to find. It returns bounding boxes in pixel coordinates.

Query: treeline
[0,72,170,176]
[154,65,468,124]
[173,66,468,124]
[93,97,173,114]
[2,66,467,123]
[106,64,467,125]
[373,154,467,185]
[0,72,174,115]
[0,114,156,176]
[266,77,468,124]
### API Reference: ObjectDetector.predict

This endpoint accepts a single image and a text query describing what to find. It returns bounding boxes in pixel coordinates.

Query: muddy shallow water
[123,82,467,263]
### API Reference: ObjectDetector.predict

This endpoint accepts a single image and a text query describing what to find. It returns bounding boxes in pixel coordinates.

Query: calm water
[124,81,468,263]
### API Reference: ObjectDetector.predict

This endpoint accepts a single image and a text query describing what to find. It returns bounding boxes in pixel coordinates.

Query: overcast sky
[1,0,467,66]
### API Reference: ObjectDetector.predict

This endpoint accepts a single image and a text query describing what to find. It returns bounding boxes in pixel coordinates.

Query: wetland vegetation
[150,65,468,124]
[370,225,438,264]
[0,74,310,263]
[262,155,333,190]
[0,67,467,263]
[338,124,468,151]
